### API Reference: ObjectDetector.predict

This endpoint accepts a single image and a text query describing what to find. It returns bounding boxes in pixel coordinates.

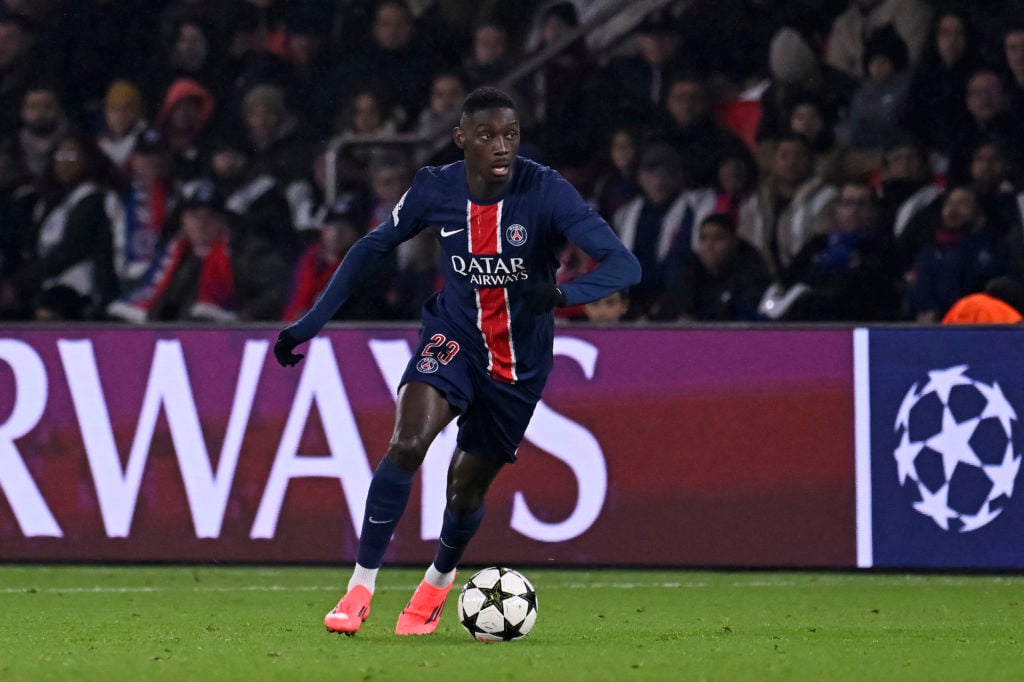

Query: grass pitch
[1,566,1022,681]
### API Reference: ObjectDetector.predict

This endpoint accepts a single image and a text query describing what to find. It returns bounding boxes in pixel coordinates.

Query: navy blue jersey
[287,157,640,384]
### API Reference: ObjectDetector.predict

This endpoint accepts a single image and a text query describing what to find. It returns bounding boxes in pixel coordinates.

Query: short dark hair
[775,131,812,153]
[700,212,737,233]
[461,87,516,119]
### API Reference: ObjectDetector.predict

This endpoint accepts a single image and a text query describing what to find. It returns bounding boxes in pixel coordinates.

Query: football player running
[274,87,640,635]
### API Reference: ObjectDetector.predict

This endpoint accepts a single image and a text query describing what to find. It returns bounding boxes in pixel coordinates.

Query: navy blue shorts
[399,327,541,463]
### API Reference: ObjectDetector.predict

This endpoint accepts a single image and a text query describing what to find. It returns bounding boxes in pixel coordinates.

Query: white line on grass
[0,581,707,595]
[0,575,1017,596]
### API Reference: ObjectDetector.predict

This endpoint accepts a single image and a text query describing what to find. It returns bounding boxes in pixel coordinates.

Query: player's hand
[522,284,567,313]
[273,329,305,367]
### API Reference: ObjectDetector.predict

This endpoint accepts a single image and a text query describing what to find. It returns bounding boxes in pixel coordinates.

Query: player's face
[455,107,520,193]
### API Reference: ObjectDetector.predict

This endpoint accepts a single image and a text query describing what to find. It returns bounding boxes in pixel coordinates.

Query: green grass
[1,566,1023,681]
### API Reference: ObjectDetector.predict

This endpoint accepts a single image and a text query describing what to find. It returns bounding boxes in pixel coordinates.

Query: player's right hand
[273,329,305,367]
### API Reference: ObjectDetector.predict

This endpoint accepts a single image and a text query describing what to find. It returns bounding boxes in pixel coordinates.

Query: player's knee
[385,436,430,471]
[446,481,485,517]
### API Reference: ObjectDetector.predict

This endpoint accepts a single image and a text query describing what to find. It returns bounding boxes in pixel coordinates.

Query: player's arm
[274,171,431,366]
[527,175,640,312]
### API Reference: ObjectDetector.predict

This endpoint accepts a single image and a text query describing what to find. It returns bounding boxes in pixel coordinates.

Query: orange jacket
[942,293,1023,324]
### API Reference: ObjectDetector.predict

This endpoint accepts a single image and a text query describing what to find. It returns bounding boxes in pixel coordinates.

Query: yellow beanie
[104,80,143,113]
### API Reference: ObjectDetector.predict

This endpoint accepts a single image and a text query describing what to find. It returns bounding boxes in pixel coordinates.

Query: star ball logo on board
[892,365,1022,532]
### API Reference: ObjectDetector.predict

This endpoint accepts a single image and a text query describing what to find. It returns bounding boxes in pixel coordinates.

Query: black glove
[273,329,305,367]
[522,284,568,313]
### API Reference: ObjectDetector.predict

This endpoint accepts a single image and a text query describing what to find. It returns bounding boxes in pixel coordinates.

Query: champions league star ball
[894,365,1023,532]
[457,567,538,642]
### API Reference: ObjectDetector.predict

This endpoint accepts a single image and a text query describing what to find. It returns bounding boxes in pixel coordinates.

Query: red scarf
[139,236,235,314]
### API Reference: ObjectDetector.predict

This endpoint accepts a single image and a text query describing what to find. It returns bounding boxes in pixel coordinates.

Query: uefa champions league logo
[893,366,1022,532]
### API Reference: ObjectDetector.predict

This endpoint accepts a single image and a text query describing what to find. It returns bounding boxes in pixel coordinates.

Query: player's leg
[325,382,457,634]
[395,448,503,635]
[433,448,504,578]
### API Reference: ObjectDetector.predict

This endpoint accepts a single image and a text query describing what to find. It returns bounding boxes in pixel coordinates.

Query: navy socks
[432,504,485,574]
[356,458,415,569]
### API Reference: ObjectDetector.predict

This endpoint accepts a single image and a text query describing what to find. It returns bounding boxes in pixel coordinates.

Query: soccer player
[273,87,641,636]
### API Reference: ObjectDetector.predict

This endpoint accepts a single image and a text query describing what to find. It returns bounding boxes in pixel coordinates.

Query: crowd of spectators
[4,0,1024,325]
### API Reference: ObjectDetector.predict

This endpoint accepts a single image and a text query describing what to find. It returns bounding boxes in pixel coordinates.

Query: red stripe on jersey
[468,201,501,255]
[476,287,516,382]
[468,201,515,382]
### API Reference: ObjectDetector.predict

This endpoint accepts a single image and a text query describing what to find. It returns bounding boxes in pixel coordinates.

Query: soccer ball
[457,567,538,642]
[893,365,1022,532]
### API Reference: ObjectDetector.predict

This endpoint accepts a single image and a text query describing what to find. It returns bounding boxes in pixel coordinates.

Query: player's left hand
[274,329,305,367]
[522,284,567,313]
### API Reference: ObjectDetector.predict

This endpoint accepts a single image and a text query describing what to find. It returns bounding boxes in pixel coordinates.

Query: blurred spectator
[331,87,402,191]
[759,180,902,321]
[155,78,215,182]
[659,73,749,189]
[462,21,513,89]
[787,91,877,185]
[604,10,682,120]
[654,212,770,322]
[280,10,334,136]
[906,186,1007,322]
[0,130,122,320]
[613,143,690,318]
[591,126,641,222]
[97,81,147,174]
[282,196,396,322]
[158,0,246,51]
[0,140,35,281]
[847,25,912,151]
[523,1,598,167]
[1002,24,1024,115]
[144,17,224,111]
[325,0,433,126]
[17,83,68,178]
[901,8,980,160]
[676,146,761,254]
[0,14,40,134]
[413,70,466,166]
[946,69,1024,187]
[583,289,629,324]
[108,180,290,322]
[757,27,858,150]
[968,137,1020,241]
[879,135,941,240]
[826,0,932,79]
[362,149,432,318]
[241,83,316,184]
[197,129,298,257]
[116,128,175,291]
[739,133,838,275]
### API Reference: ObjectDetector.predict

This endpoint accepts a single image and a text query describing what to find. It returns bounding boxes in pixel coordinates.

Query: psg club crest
[416,357,439,374]
[892,365,1022,533]
[506,224,528,246]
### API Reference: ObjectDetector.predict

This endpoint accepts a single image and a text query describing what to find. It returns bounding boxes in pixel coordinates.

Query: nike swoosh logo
[368,517,393,524]
[440,227,465,237]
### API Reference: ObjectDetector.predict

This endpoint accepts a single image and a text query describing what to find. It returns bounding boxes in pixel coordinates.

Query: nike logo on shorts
[368,517,393,524]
